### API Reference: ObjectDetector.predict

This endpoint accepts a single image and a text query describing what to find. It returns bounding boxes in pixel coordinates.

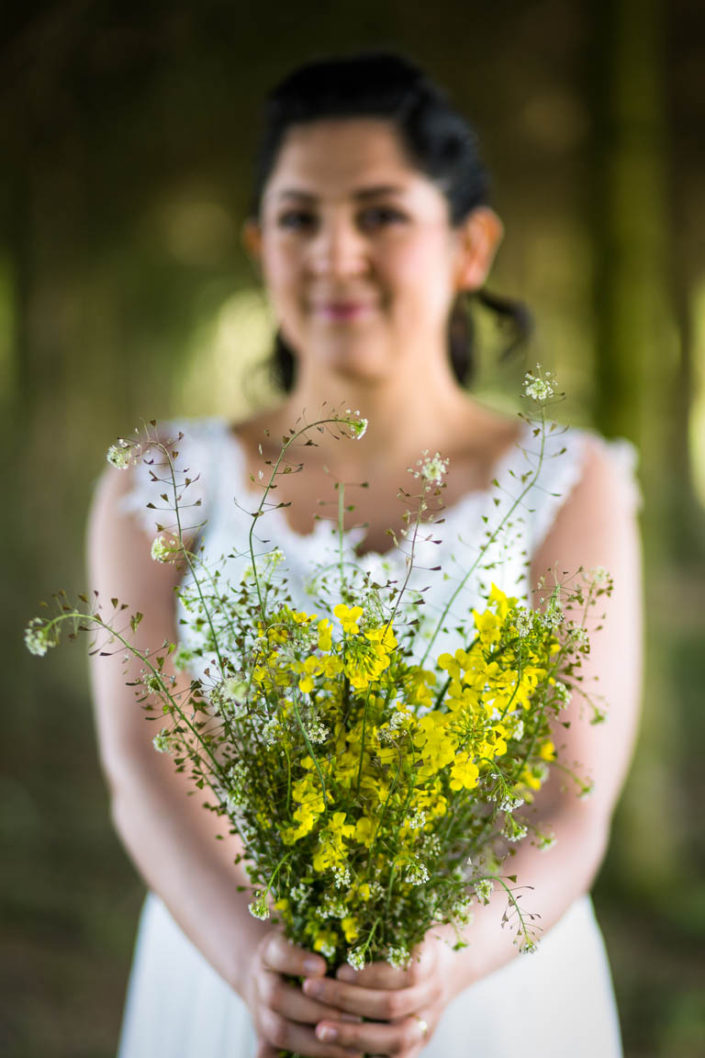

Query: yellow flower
[354,816,376,847]
[539,740,556,761]
[449,752,480,791]
[334,604,364,634]
[341,916,359,942]
[318,618,333,651]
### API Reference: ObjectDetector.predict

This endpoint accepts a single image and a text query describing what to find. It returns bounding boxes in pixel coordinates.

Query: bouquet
[26,368,610,1055]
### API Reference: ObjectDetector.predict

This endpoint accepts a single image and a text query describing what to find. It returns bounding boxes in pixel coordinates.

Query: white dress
[116,417,637,1058]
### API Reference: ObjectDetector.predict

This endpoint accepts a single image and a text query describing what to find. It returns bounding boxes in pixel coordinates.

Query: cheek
[387,230,455,310]
[262,243,301,299]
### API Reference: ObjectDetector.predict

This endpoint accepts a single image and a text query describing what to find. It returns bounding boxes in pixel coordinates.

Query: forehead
[262,118,439,206]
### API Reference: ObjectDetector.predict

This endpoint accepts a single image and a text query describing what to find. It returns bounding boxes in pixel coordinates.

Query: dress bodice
[119,415,638,678]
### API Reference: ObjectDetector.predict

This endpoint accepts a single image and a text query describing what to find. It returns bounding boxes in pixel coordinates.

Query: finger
[336,948,433,990]
[259,1007,363,1058]
[303,975,434,1021]
[315,1012,429,1054]
[262,933,327,977]
[258,971,356,1025]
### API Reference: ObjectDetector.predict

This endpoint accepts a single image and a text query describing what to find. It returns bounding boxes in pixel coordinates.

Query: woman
[88,53,642,1057]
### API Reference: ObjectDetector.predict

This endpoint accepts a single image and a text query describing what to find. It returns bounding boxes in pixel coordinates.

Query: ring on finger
[413,1014,429,1038]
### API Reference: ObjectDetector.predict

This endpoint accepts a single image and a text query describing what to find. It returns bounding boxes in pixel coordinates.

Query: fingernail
[337,965,357,982]
[304,957,324,974]
[303,978,323,998]
[316,1025,338,1042]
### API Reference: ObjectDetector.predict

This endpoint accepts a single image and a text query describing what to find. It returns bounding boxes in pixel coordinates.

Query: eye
[277,209,317,231]
[357,206,407,231]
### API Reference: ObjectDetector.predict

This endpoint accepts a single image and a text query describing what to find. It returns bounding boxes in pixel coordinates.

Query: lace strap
[522,425,641,554]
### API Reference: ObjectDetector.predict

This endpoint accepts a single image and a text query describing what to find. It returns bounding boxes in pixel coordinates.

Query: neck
[275,359,474,467]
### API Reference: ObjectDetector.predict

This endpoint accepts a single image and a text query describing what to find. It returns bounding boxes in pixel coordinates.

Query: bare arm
[89,465,368,1058]
[87,463,272,995]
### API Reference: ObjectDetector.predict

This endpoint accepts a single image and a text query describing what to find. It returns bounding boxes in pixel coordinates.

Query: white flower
[150,534,179,563]
[517,936,538,954]
[413,450,449,486]
[474,878,494,904]
[345,411,368,439]
[152,728,176,754]
[333,865,351,888]
[499,792,525,812]
[347,946,367,971]
[523,364,556,402]
[24,617,54,656]
[106,438,141,469]
[553,681,571,708]
[503,816,528,843]
[305,717,329,744]
[385,944,411,969]
[248,893,270,920]
[405,862,430,885]
[514,608,533,638]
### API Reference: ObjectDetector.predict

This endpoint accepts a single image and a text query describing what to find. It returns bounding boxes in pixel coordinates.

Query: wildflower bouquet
[26,369,610,1054]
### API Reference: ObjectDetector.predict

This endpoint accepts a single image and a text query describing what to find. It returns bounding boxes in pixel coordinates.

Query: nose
[307,214,368,279]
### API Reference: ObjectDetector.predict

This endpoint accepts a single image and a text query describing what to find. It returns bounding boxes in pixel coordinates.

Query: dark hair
[250,51,531,390]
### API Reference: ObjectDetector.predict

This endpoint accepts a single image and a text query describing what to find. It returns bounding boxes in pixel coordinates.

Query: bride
[88,52,642,1058]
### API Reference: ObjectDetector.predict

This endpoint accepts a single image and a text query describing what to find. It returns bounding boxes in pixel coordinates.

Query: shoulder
[530,425,641,578]
[93,417,229,539]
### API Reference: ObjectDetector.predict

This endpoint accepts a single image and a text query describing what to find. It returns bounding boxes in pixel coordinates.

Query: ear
[242,218,262,263]
[454,207,504,292]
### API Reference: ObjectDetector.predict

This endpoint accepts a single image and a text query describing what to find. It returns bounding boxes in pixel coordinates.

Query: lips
[312,301,377,321]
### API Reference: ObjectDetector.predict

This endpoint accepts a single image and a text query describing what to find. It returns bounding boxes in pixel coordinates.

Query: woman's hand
[247,930,365,1058]
[300,933,455,1057]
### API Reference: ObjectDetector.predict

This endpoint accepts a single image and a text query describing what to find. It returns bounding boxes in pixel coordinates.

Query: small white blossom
[499,792,525,812]
[345,410,368,439]
[347,946,367,971]
[24,617,54,657]
[413,450,449,486]
[143,672,165,694]
[248,893,270,920]
[474,878,494,904]
[260,718,280,745]
[385,944,411,969]
[150,534,180,563]
[523,364,556,402]
[106,437,141,469]
[590,566,609,585]
[553,681,571,708]
[333,865,351,888]
[503,816,528,843]
[305,717,329,744]
[514,608,533,638]
[405,862,430,885]
[516,936,538,954]
[569,626,589,649]
[152,728,176,754]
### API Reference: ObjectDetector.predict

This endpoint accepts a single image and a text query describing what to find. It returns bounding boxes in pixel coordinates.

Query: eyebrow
[273,184,407,203]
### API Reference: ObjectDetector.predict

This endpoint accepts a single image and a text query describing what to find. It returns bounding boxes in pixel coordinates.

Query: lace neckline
[214,418,534,563]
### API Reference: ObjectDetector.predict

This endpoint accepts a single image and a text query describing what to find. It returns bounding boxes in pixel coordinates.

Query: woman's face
[247,118,497,385]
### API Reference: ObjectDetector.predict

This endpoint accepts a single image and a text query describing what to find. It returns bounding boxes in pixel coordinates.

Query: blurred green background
[1,1,704,1055]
